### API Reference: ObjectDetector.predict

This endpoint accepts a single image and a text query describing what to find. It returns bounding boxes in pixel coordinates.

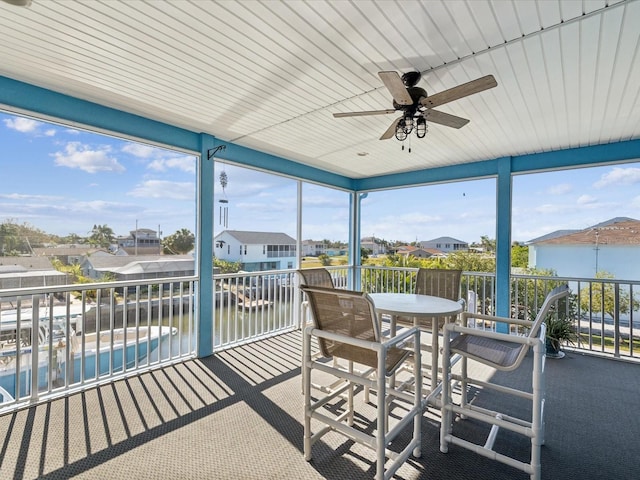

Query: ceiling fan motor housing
[393,86,428,112]
[401,71,421,87]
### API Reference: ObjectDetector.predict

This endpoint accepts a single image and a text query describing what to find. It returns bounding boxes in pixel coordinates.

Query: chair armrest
[460,312,534,329]
[306,325,420,351]
[443,323,539,346]
[381,325,420,349]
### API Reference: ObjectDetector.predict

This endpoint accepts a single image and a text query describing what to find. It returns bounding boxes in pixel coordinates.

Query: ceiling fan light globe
[402,117,414,135]
[395,124,407,141]
[416,117,427,138]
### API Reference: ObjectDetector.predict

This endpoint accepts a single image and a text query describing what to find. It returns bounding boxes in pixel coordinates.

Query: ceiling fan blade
[424,109,470,129]
[379,71,413,105]
[380,117,401,140]
[420,75,497,109]
[333,109,396,118]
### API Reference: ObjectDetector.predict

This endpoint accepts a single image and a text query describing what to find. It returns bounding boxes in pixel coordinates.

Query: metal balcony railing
[1,266,637,414]
[0,277,196,412]
[358,266,640,361]
[213,270,297,350]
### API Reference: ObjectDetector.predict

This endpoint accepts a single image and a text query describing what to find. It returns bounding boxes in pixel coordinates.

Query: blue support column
[348,192,365,291]
[495,157,513,331]
[197,134,216,357]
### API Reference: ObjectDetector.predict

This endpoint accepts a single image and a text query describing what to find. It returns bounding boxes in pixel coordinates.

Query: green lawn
[301,255,386,268]
[578,333,640,353]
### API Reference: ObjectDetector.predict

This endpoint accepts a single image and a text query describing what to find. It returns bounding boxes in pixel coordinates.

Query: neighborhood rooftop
[528,218,640,245]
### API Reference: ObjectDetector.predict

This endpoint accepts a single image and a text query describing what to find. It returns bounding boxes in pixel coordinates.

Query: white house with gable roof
[419,236,468,253]
[214,230,297,272]
[526,217,640,280]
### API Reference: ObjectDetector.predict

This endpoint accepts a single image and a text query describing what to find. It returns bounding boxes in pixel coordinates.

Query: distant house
[0,256,67,288]
[32,245,104,266]
[214,230,296,272]
[526,217,640,279]
[419,237,468,253]
[116,228,162,255]
[395,245,441,259]
[361,237,386,255]
[302,240,327,257]
[302,240,346,257]
[80,254,194,281]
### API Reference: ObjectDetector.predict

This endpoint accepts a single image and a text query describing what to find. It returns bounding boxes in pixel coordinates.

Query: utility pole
[594,229,599,275]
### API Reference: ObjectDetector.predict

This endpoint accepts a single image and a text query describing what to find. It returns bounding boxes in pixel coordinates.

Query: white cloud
[303,195,347,208]
[53,142,125,173]
[577,194,597,205]
[122,143,157,158]
[547,183,572,195]
[147,156,196,173]
[128,180,194,200]
[3,117,41,133]
[594,167,640,189]
[534,204,564,214]
[0,193,64,201]
[121,142,196,174]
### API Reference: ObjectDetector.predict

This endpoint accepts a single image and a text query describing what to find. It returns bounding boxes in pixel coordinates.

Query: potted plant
[545,314,576,358]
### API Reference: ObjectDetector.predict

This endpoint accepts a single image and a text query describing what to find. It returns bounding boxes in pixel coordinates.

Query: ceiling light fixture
[416,117,427,138]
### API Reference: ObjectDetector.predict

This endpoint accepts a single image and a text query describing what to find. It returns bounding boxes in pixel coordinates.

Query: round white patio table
[368,293,464,405]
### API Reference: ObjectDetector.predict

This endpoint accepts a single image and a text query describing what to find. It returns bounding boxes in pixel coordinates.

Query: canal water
[153,298,296,360]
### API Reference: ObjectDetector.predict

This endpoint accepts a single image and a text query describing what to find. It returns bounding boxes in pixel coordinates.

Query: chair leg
[300,303,309,394]
[529,342,545,480]
[460,355,468,408]
[376,355,386,480]
[458,355,469,420]
[413,338,422,458]
[348,361,355,426]
[303,329,313,461]
[440,337,452,453]
[301,322,308,394]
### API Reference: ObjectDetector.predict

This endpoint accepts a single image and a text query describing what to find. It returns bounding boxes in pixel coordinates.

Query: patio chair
[298,268,341,393]
[393,268,464,394]
[439,284,570,480]
[395,268,464,331]
[298,267,335,290]
[301,285,422,480]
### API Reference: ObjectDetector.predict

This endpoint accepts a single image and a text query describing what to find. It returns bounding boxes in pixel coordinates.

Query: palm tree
[479,235,496,253]
[89,224,115,248]
[162,228,195,254]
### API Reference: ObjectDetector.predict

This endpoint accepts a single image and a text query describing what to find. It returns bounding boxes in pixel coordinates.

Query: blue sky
[1,111,196,239]
[2,110,639,245]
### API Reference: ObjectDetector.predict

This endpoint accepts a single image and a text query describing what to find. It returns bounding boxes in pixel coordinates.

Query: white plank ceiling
[0,0,638,179]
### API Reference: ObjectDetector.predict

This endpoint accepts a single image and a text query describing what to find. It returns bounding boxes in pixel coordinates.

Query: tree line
[0,220,195,255]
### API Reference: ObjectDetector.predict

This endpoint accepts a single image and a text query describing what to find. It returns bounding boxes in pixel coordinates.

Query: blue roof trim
[511,140,640,173]
[354,158,500,191]
[0,75,198,152]
[355,139,640,191]
[217,142,354,190]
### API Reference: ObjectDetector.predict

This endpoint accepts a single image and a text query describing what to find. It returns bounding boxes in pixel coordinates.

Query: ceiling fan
[333,71,497,141]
